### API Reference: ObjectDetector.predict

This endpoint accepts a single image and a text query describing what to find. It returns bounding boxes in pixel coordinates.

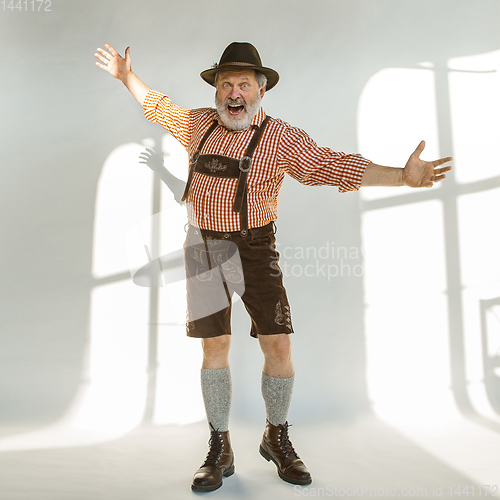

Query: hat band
[219,61,257,68]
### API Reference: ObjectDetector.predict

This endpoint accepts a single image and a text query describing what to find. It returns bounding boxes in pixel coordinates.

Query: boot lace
[279,422,300,458]
[202,430,223,466]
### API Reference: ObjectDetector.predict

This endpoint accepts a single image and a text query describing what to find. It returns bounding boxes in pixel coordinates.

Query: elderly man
[95,42,452,492]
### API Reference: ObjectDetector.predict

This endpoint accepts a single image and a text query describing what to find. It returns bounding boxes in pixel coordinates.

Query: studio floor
[0,414,498,500]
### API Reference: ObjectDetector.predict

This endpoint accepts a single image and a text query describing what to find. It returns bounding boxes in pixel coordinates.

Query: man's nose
[229,87,242,99]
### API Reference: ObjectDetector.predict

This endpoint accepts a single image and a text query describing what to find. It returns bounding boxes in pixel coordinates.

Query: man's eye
[223,83,230,88]
[241,84,248,89]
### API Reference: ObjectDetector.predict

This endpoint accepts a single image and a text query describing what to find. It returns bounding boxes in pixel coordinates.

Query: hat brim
[200,65,279,91]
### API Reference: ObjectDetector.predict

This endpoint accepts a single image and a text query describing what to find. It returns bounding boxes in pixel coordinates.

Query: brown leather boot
[259,419,312,485]
[191,423,235,492]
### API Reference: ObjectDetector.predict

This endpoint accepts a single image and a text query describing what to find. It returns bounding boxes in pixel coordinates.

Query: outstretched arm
[95,44,150,106]
[361,140,452,188]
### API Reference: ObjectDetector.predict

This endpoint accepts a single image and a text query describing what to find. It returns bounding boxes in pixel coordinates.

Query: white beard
[215,92,262,131]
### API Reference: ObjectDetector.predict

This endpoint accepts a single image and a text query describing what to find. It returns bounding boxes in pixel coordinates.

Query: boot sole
[259,445,312,486]
[191,465,235,492]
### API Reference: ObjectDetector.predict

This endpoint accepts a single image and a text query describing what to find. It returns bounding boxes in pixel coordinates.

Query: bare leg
[202,335,231,369]
[258,333,294,378]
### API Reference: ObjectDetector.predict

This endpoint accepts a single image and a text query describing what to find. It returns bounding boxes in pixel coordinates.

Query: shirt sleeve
[142,89,191,149]
[277,123,370,193]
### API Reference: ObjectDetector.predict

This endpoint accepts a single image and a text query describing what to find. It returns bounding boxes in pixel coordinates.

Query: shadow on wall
[83,49,500,434]
[357,49,500,431]
[1,0,500,436]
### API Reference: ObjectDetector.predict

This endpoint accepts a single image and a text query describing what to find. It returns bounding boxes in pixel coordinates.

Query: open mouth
[227,104,245,116]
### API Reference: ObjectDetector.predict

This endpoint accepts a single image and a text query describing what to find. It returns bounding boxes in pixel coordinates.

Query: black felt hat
[200,42,279,91]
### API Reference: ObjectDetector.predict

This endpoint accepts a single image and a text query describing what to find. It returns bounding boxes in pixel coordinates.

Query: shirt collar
[251,107,266,128]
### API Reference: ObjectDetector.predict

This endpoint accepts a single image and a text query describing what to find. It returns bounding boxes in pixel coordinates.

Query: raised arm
[95,44,150,106]
[361,140,452,188]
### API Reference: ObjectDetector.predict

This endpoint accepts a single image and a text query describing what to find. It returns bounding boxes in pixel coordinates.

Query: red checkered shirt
[143,90,370,232]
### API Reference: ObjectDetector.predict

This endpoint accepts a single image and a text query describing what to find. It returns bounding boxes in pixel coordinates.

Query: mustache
[225,97,246,108]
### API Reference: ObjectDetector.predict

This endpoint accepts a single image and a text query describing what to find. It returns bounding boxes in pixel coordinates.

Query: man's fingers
[411,140,426,158]
[432,156,453,167]
[96,47,112,60]
[434,165,452,175]
[94,52,109,64]
[105,43,118,56]
[433,174,447,182]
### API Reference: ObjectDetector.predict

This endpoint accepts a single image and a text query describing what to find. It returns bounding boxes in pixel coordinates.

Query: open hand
[95,44,131,81]
[403,141,452,188]
[139,148,164,172]
[139,148,187,205]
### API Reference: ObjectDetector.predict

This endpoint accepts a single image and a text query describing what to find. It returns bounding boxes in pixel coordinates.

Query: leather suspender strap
[181,120,219,202]
[180,115,271,235]
[233,115,271,214]
[239,187,250,234]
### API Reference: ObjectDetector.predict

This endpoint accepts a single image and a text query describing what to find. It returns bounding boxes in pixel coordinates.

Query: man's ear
[260,86,266,99]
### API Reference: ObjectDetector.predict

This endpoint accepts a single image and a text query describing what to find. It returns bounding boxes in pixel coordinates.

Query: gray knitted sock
[261,371,294,426]
[201,367,232,432]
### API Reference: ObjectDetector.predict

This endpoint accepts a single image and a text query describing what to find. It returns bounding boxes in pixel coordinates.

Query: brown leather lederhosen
[181,116,271,236]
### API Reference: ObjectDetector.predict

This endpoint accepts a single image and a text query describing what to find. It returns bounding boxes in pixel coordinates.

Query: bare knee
[202,335,231,369]
[258,334,292,364]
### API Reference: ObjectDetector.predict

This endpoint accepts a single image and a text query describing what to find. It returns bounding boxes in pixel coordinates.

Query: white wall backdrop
[1,0,499,498]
